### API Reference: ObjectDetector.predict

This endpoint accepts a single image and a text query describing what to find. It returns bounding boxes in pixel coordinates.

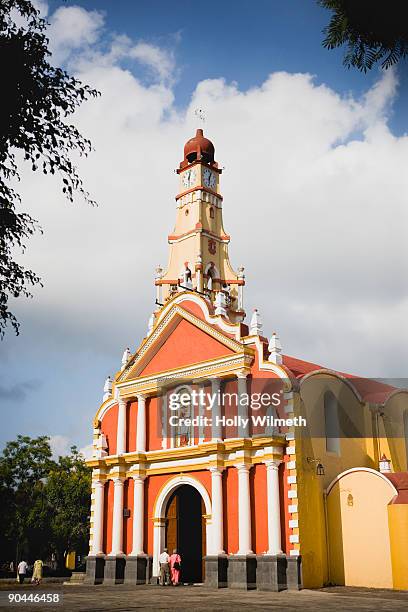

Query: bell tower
[155,129,245,322]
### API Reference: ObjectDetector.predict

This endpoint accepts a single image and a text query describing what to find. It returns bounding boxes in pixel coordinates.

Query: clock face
[203,168,217,190]
[182,168,197,189]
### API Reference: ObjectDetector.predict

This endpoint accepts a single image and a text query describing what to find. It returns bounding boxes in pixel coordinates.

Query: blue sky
[51,0,408,134]
[1,0,407,456]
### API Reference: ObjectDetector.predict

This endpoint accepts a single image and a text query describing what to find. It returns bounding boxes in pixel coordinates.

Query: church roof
[282,354,402,405]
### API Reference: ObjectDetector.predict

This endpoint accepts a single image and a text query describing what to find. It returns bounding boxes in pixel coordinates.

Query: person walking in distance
[32,559,43,585]
[17,559,27,584]
[169,549,181,586]
[159,548,170,586]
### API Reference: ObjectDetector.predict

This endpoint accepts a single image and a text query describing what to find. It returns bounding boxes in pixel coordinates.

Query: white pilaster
[211,378,222,442]
[237,371,249,438]
[210,467,224,554]
[116,399,127,455]
[265,460,282,554]
[198,383,205,444]
[136,394,146,452]
[236,464,252,555]
[130,474,145,556]
[110,477,125,555]
[91,480,105,555]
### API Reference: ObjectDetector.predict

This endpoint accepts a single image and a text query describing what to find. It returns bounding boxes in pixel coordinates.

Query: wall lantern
[123,508,131,518]
[307,457,325,476]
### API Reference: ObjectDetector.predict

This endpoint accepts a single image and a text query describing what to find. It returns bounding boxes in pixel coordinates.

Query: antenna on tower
[194,108,206,123]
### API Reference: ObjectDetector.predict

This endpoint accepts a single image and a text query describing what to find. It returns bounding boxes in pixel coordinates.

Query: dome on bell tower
[179,129,218,169]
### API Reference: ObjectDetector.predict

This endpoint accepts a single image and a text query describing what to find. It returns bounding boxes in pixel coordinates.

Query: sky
[1,0,408,457]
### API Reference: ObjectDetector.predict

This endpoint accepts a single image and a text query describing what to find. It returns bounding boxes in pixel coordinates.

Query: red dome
[183,129,215,164]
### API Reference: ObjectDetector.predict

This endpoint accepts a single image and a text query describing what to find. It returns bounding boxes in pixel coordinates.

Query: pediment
[118,304,243,382]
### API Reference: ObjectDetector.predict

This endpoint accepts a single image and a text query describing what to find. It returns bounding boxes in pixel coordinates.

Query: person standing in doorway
[17,560,27,584]
[159,548,170,586]
[169,549,181,586]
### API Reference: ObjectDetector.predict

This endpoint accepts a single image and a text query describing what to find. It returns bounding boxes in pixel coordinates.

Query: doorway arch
[152,475,212,578]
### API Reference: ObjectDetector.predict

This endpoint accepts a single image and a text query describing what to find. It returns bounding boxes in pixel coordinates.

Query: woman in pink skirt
[169,549,181,586]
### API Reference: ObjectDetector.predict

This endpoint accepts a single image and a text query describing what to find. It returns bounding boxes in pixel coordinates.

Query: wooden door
[166,494,178,553]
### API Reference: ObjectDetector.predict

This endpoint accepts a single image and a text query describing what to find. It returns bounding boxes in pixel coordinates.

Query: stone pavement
[1,583,408,612]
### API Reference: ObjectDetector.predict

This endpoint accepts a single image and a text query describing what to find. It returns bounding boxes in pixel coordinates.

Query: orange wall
[224,467,239,554]
[103,480,114,555]
[140,318,233,376]
[123,478,134,555]
[127,402,137,453]
[250,464,268,554]
[101,404,118,456]
[147,397,163,451]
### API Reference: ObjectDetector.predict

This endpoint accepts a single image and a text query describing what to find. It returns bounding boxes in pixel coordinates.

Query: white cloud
[48,6,104,64]
[49,434,70,459]
[4,2,408,457]
[128,41,176,83]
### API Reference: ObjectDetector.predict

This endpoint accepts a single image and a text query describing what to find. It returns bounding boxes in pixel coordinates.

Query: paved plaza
[1,584,408,612]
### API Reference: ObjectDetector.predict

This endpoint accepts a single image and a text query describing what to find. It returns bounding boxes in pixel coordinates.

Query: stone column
[91,480,105,555]
[136,394,146,452]
[237,464,252,555]
[130,475,145,556]
[110,477,125,555]
[116,399,127,455]
[236,372,249,438]
[210,467,224,554]
[265,460,282,555]
[211,378,222,442]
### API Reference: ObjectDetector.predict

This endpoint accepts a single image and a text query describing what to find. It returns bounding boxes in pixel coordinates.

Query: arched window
[209,206,215,219]
[324,391,340,454]
[169,386,194,448]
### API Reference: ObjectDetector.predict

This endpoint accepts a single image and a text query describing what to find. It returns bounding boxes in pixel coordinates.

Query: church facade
[85,129,408,590]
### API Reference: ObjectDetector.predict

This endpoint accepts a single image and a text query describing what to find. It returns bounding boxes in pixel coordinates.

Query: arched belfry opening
[165,484,206,583]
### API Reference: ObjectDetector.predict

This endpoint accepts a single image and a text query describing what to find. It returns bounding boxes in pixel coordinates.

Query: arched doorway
[165,484,206,583]
[326,468,397,588]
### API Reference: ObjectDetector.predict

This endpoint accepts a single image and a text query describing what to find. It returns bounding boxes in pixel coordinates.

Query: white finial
[94,433,108,458]
[182,263,193,289]
[103,376,112,401]
[121,347,131,370]
[237,265,245,278]
[249,309,263,335]
[268,332,283,365]
[148,313,155,334]
[214,291,227,316]
[155,265,163,279]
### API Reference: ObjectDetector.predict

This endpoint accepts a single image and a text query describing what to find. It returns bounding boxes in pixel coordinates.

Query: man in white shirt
[159,548,170,586]
[17,560,28,584]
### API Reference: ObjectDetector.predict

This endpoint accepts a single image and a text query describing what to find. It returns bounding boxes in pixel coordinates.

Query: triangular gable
[119,304,243,382]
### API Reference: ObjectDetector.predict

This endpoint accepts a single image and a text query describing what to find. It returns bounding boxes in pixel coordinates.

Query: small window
[324,391,340,454]
[209,207,215,219]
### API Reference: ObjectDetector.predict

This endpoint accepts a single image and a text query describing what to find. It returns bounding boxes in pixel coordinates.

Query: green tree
[45,447,91,569]
[319,0,408,71]
[0,436,92,570]
[0,435,53,563]
[0,0,99,338]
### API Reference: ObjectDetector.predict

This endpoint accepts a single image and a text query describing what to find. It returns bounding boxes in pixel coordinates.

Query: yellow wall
[388,504,408,590]
[327,470,395,588]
